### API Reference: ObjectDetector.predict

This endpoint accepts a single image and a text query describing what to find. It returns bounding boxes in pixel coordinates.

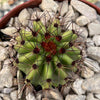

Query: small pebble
[18,8,31,26]
[72,78,85,95]
[76,16,90,26]
[86,93,99,100]
[88,22,100,36]
[65,95,86,100]
[82,74,100,93]
[39,0,59,13]
[10,90,18,100]
[93,35,100,46]
[0,46,8,61]
[0,66,13,88]
[81,66,94,78]
[84,58,100,73]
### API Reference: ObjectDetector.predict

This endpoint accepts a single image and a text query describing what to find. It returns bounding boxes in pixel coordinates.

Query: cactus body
[14,18,81,89]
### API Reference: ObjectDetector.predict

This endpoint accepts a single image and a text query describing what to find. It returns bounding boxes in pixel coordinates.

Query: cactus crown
[13,12,82,89]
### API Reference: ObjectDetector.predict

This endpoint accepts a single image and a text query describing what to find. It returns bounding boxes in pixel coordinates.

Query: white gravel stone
[41,11,55,25]
[88,22,100,36]
[26,92,36,100]
[0,97,2,100]
[86,93,99,100]
[94,20,100,24]
[58,0,68,16]
[72,78,85,95]
[0,46,8,61]
[14,17,21,28]
[8,18,14,27]
[44,89,63,100]
[67,22,80,31]
[31,10,55,26]
[79,27,88,38]
[10,90,18,100]
[72,12,80,21]
[61,85,71,96]
[1,27,17,36]
[31,11,42,20]
[33,7,41,12]
[0,66,13,88]
[36,92,42,100]
[93,35,100,46]
[37,89,63,100]
[18,8,31,26]
[6,44,16,57]
[95,94,100,99]
[2,87,16,94]
[39,0,58,13]
[71,0,97,22]
[84,58,100,73]
[76,16,90,26]
[87,47,100,63]
[0,94,10,100]
[81,66,94,78]
[27,8,34,15]
[86,38,94,47]
[64,5,75,23]
[65,95,86,100]
[82,74,100,93]
[0,42,11,47]
[3,59,12,68]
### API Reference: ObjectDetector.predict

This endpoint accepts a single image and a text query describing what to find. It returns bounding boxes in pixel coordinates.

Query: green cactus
[14,18,81,89]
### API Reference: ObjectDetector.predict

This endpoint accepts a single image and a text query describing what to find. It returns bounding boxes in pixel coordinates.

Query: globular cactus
[13,17,81,89]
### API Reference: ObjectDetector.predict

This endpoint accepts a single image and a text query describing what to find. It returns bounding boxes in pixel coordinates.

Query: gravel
[81,66,94,78]
[82,74,100,93]
[72,78,85,95]
[88,21,100,36]
[65,95,86,100]
[71,0,97,22]
[76,16,90,26]
[0,0,100,100]
[87,47,100,63]
[18,8,31,26]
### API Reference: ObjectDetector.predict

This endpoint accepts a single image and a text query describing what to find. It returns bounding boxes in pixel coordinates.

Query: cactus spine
[14,16,81,89]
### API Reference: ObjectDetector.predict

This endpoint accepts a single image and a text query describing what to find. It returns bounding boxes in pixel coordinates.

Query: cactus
[13,16,81,89]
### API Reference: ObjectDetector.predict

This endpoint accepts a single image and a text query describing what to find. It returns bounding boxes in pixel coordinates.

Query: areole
[0,0,100,29]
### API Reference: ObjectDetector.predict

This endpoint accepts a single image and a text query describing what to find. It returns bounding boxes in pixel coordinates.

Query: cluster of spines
[9,6,83,89]
[12,18,81,89]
